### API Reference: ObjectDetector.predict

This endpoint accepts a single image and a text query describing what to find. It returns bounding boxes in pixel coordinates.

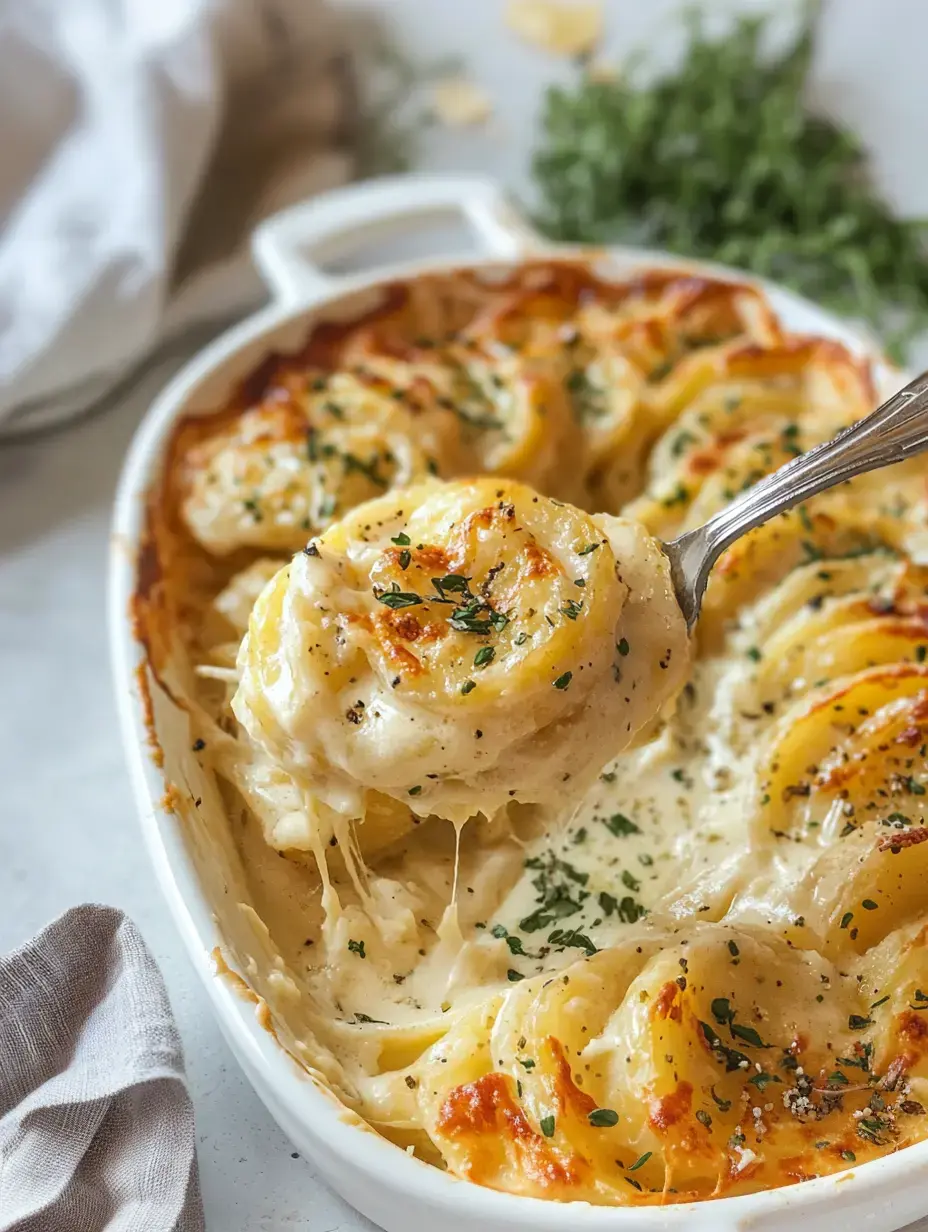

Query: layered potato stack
[161,260,928,1204]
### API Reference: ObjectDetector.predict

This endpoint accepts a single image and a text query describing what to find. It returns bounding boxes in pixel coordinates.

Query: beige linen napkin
[0,0,356,435]
[0,905,202,1232]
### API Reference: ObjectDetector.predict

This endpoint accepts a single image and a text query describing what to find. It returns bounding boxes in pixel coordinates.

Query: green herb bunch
[531,6,928,360]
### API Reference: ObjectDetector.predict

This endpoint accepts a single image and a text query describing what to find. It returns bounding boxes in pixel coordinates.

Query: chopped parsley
[588,1108,619,1127]
[730,1022,770,1049]
[553,671,573,689]
[548,927,598,956]
[598,893,647,923]
[377,585,422,609]
[432,573,472,598]
[449,601,494,633]
[836,1044,873,1071]
[699,1020,751,1072]
[858,1115,892,1145]
[347,939,366,958]
[711,997,734,1027]
[519,851,586,932]
[599,891,619,917]
[749,1071,781,1091]
[491,924,530,957]
[604,813,640,837]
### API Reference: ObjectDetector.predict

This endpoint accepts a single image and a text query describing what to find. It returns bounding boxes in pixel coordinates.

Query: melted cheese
[153,259,928,1209]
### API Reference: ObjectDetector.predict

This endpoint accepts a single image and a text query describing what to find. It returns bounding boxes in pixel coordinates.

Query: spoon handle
[665,367,928,630]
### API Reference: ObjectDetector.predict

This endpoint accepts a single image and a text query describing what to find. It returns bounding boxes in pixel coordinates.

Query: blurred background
[2,0,927,1227]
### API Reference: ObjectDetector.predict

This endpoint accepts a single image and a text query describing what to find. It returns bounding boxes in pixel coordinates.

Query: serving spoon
[664,367,928,631]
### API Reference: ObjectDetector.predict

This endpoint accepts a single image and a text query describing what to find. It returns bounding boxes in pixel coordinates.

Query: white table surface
[4,1,928,1227]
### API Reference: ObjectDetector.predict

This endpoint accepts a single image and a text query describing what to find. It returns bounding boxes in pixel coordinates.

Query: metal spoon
[663,368,928,631]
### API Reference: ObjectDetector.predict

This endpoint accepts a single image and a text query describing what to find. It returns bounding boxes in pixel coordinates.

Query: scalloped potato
[233,477,689,824]
[148,259,928,1209]
[180,371,449,555]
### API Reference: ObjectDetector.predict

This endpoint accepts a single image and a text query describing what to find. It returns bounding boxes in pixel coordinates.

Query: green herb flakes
[377,588,422,609]
[604,813,640,837]
[588,1108,619,1127]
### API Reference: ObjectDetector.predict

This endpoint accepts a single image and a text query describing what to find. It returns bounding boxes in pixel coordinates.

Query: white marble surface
[4,0,928,1228]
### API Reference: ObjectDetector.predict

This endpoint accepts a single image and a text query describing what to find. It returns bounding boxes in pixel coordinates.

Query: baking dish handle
[251,174,542,306]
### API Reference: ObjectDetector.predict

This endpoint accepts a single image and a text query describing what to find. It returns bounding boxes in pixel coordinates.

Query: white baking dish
[109,173,928,1232]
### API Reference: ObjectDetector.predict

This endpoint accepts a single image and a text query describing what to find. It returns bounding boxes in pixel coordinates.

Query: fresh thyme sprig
[531,5,928,361]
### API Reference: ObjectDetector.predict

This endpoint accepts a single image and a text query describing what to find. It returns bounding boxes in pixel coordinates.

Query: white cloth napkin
[0,905,203,1232]
[0,0,356,435]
